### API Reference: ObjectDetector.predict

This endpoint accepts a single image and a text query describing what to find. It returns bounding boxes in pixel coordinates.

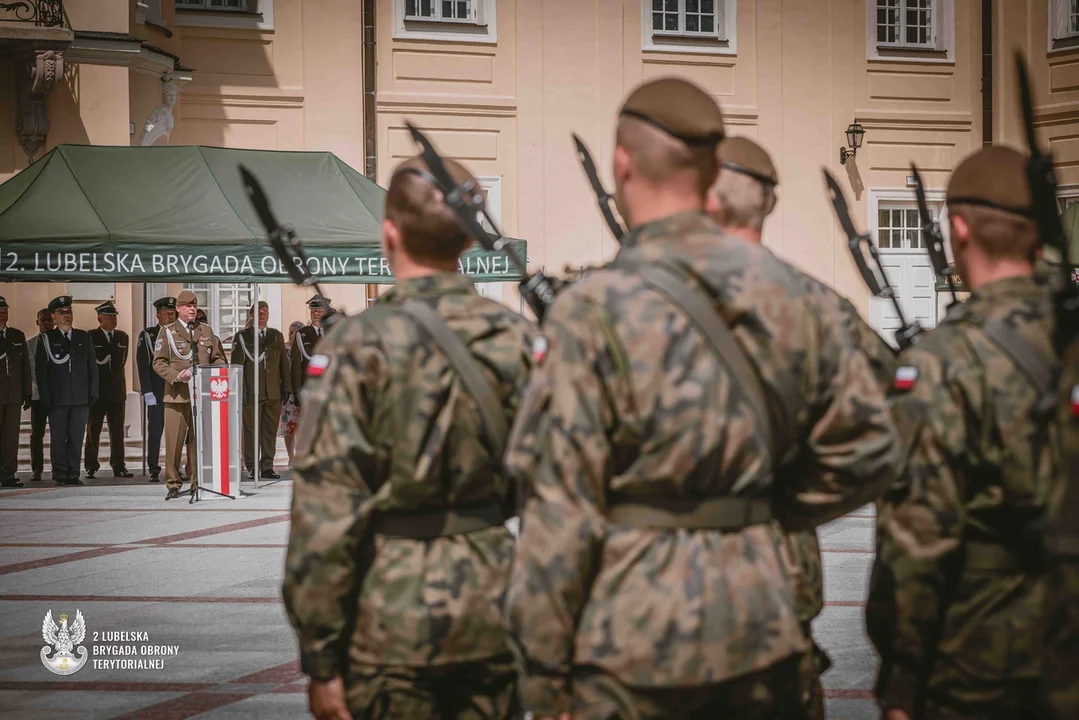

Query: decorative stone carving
[15,50,64,163]
[141,73,183,146]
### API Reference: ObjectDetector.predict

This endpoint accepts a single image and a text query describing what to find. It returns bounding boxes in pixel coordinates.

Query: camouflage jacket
[282,273,537,680]
[503,211,900,714]
[783,261,899,624]
[1045,332,1079,719]
[866,275,1056,715]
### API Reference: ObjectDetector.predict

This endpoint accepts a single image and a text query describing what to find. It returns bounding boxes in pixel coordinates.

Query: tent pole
[253,281,259,491]
[141,282,147,477]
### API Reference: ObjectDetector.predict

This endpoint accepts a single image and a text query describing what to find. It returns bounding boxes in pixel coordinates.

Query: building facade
[0,0,1076,436]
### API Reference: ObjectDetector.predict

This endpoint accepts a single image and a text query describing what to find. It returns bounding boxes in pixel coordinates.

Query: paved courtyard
[0,475,880,719]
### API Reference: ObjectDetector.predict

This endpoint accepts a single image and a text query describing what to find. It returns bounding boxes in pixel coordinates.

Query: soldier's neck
[0,322,7,330]
[722,226,763,246]
[965,259,1033,291]
[394,258,456,281]
[626,194,705,230]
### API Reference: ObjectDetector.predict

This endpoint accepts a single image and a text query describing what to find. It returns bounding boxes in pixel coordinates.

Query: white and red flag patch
[894,366,918,392]
[531,337,549,365]
[307,354,330,378]
[1072,384,1079,418]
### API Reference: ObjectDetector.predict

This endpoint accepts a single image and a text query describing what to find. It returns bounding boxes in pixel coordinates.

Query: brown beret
[946,146,1033,218]
[718,137,778,186]
[391,154,479,194]
[176,290,198,306]
[619,77,725,147]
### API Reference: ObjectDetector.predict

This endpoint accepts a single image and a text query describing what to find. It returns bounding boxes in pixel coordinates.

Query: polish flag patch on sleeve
[1071,384,1079,418]
[894,366,918,392]
[307,354,330,378]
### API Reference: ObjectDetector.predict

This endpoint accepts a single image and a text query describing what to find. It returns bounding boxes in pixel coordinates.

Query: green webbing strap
[982,319,1055,399]
[607,496,771,530]
[398,299,508,459]
[622,259,774,469]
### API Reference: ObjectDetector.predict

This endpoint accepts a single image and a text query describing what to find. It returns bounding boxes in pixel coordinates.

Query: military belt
[964,540,1024,572]
[370,503,506,539]
[606,495,771,531]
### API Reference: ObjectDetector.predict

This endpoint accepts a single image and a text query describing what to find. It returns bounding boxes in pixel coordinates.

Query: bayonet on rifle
[572,133,626,242]
[823,169,922,350]
[911,164,958,306]
[238,165,340,328]
[1016,53,1079,358]
[405,122,558,321]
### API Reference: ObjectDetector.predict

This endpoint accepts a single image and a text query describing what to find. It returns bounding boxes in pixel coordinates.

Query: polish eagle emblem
[41,609,88,675]
[210,377,229,400]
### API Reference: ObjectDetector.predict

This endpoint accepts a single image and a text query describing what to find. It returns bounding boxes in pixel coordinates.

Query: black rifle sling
[398,300,508,459]
[981,319,1055,399]
[626,260,774,469]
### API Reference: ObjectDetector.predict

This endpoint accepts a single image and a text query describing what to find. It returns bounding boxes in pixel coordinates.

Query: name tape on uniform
[894,366,918,392]
[307,354,330,378]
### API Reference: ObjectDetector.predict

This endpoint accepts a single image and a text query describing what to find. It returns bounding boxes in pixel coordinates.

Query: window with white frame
[868,0,951,60]
[876,0,934,47]
[394,0,493,42]
[1058,190,1079,213]
[876,204,940,250]
[177,0,251,10]
[1050,0,1079,47]
[643,0,735,54]
[185,283,254,350]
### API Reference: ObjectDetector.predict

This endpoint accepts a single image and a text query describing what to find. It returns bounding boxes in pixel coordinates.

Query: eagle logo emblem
[41,609,88,675]
[210,377,230,400]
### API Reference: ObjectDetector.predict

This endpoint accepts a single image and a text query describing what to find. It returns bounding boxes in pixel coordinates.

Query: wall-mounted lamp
[839,122,865,165]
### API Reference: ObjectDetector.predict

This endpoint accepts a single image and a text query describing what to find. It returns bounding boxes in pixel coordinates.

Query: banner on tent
[0,240,528,283]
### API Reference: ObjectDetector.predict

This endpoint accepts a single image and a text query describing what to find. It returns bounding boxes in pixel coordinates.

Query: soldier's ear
[613,144,632,188]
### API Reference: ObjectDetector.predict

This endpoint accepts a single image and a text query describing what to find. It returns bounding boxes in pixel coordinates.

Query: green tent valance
[0,145,526,284]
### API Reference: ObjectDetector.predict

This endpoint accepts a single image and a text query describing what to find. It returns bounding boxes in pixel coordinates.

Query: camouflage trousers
[917,680,1042,720]
[345,655,521,720]
[570,655,806,720]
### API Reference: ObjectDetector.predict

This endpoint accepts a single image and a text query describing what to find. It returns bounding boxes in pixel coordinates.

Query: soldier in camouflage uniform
[282,155,537,720]
[708,135,899,719]
[1043,334,1079,718]
[866,146,1057,719]
[503,77,900,720]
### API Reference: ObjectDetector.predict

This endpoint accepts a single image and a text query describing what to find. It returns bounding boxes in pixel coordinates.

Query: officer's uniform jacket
[289,324,324,395]
[34,328,99,406]
[0,327,31,405]
[151,321,226,403]
[867,275,1056,715]
[136,325,166,401]
[229,326,291,403]
[88,328,129,403]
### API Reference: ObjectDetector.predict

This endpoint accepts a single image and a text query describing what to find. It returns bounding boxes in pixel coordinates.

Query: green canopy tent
[0,144,527,484]
[0,144,526,283]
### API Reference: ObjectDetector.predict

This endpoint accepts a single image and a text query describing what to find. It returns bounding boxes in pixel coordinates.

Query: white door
[871,205,939,348]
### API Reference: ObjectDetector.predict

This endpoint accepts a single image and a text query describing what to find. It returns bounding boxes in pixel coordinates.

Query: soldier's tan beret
[619,77,725,147]
[718,137,778,186]
[176,290,198,306]
[946,146,1033,217]
[392,155,479,193]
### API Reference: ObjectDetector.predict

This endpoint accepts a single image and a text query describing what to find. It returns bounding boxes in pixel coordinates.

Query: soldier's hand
[308,677,351,720]
[178,368,193,382]
[884,710,912,720]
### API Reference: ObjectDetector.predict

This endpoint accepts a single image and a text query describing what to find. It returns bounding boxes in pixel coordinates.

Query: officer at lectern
[152,290,225,500]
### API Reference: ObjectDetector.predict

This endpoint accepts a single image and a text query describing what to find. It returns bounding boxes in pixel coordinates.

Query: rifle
[911,164,958,306]
[405,122,558,322]
[238,165,343,331]
[1015,53,1079,362]
[824,169,922,350]
[572,133,627,241]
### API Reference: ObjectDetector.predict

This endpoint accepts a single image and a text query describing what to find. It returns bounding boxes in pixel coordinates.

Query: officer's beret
[0,296,8,310]
[946,146,1033,218]
[392,154,479,193]
[619,77,725,147]
[153,296,176,311]
[719,137,778,187]
[307,295,330,309]
[95,301,118,316]
[48,296,72,313]
[176,290,198,306]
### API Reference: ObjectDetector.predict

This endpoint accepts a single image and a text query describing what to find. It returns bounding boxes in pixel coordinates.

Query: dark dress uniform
[85,302,132,478]
[137,316,170,482]
[0,299,31,487]
[289,295,330,400]
[35,297,98,486]
[230,322,291,476]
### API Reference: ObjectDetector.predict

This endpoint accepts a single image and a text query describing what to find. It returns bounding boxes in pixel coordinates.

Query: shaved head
[615,116,719,196]
[711,168,775,233]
